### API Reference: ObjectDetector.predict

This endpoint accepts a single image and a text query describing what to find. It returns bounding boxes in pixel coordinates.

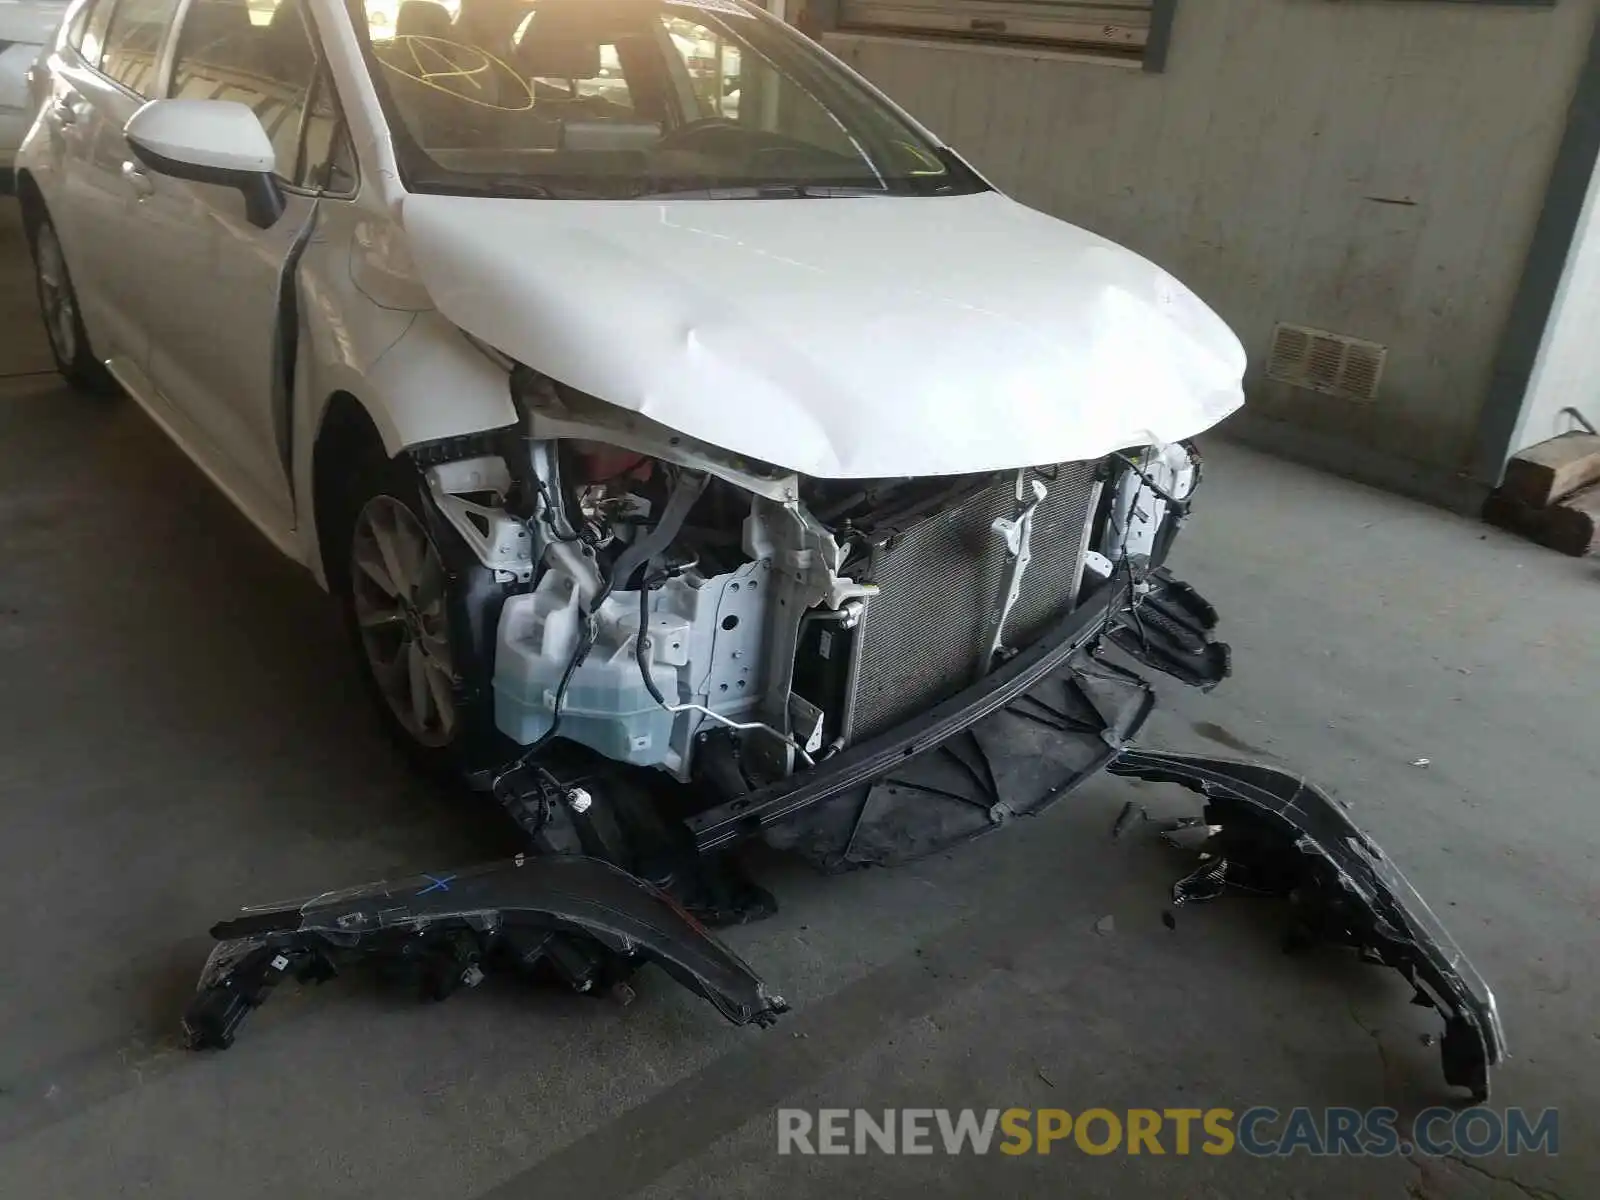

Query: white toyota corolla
[18,0,1246,777]
[19,0,1507,1098]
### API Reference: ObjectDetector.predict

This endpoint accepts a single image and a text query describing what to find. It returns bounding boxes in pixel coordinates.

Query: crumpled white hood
[402,190,1245,479]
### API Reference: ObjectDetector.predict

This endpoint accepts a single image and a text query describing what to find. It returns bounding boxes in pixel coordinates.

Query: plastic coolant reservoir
[493,570,690,766]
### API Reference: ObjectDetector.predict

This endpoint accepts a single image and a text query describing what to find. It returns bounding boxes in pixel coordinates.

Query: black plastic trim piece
[271,202,319,483]
[1108,748,1506,1101]
[777,651,1157,870]
[686,594,1113,852]
[186,855,787,1049]
[126,142,286,229]
[1108,566,1232,690]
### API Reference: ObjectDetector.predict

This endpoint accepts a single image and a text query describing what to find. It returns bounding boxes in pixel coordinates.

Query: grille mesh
[847,462,1100,740]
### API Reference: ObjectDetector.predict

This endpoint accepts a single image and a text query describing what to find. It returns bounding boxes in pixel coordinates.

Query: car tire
[327,442,516,779]
[27,210,117,395]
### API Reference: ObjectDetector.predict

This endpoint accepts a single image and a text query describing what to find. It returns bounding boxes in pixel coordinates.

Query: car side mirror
[124,99,286,230]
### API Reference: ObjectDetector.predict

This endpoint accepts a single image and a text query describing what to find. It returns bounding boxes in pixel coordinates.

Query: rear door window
[98,0,179,96]
[67,0,112,55]
[79,0,118,66]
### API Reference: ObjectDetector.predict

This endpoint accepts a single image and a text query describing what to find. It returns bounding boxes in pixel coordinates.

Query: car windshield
[349,0,986,199]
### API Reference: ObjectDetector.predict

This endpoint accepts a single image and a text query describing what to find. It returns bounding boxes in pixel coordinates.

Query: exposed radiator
[845,462,1101,741]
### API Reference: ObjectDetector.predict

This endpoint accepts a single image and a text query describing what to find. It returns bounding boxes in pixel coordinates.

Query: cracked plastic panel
[1108,748,1505,1101]
[186,855,787,1049]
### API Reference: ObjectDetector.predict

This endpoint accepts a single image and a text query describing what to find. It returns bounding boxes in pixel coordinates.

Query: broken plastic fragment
[1108,747,1505,1102]
[1171,857,1230,906]
[1160,817,1218,853]
[1110,800,1148,839]
[183,856,788,1050]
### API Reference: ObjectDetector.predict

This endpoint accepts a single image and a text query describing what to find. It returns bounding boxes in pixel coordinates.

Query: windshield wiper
[476,178,561,198]
[415,178,604,200]
[631,183,891,200]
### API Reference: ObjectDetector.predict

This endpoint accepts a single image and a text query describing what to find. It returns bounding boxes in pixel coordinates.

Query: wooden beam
[1499,432,1600,508]
[1547,483,1600,557]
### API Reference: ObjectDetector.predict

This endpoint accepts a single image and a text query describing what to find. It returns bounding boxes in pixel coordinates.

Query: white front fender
[291,213,518,584]
[359,309,517,454]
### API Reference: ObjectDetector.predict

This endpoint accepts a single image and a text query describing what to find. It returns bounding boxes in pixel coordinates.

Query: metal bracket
[424,456,536,584]
[986,475,1049,662]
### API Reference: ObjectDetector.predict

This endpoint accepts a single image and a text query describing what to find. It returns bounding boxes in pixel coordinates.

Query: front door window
[169,0,320,183]
[97,0,179,95]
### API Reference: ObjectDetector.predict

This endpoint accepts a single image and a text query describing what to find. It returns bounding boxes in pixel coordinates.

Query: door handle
[121,160,154,198]
[50,99,77,126]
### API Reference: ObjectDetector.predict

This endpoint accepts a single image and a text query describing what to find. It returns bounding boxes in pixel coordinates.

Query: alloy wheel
[35,222,78,367]
[350,496,458,747]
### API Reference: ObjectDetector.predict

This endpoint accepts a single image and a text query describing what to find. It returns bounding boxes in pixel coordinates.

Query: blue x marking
[415,874,456,896]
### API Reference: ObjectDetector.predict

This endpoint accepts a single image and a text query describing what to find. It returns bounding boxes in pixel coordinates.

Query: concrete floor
[0,201,1595,1199]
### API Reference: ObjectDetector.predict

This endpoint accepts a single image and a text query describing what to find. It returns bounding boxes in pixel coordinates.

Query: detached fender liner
[1108,748,1506,1101]
[184,855,787,1050]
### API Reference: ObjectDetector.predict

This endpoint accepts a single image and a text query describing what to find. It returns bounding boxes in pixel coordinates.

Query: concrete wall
[822,0,1600,498]
[1513,133,1600,454]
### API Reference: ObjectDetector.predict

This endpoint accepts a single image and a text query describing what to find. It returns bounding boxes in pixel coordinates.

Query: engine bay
[418,379,1192,808]
[413,368,1211,815]
[487,436,872,784]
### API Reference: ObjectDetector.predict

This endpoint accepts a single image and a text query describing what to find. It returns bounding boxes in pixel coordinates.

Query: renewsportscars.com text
[776,1107,1559,1158]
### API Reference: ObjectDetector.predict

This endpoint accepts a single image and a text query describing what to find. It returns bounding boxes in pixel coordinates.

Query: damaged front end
[189,366,1503,1101]
[465,371,1215,804]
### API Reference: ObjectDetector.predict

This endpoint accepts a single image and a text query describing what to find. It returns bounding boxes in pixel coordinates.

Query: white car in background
[15,0,1506,1098]
[0,0,65,188]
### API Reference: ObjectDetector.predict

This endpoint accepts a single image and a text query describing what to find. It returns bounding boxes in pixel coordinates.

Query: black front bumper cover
[183,854,786,1050]
[1108,748,1506,1101]
[187,573,1503,1100]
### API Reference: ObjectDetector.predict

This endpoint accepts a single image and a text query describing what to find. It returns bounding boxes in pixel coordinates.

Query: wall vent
[1265,323,1388,401]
